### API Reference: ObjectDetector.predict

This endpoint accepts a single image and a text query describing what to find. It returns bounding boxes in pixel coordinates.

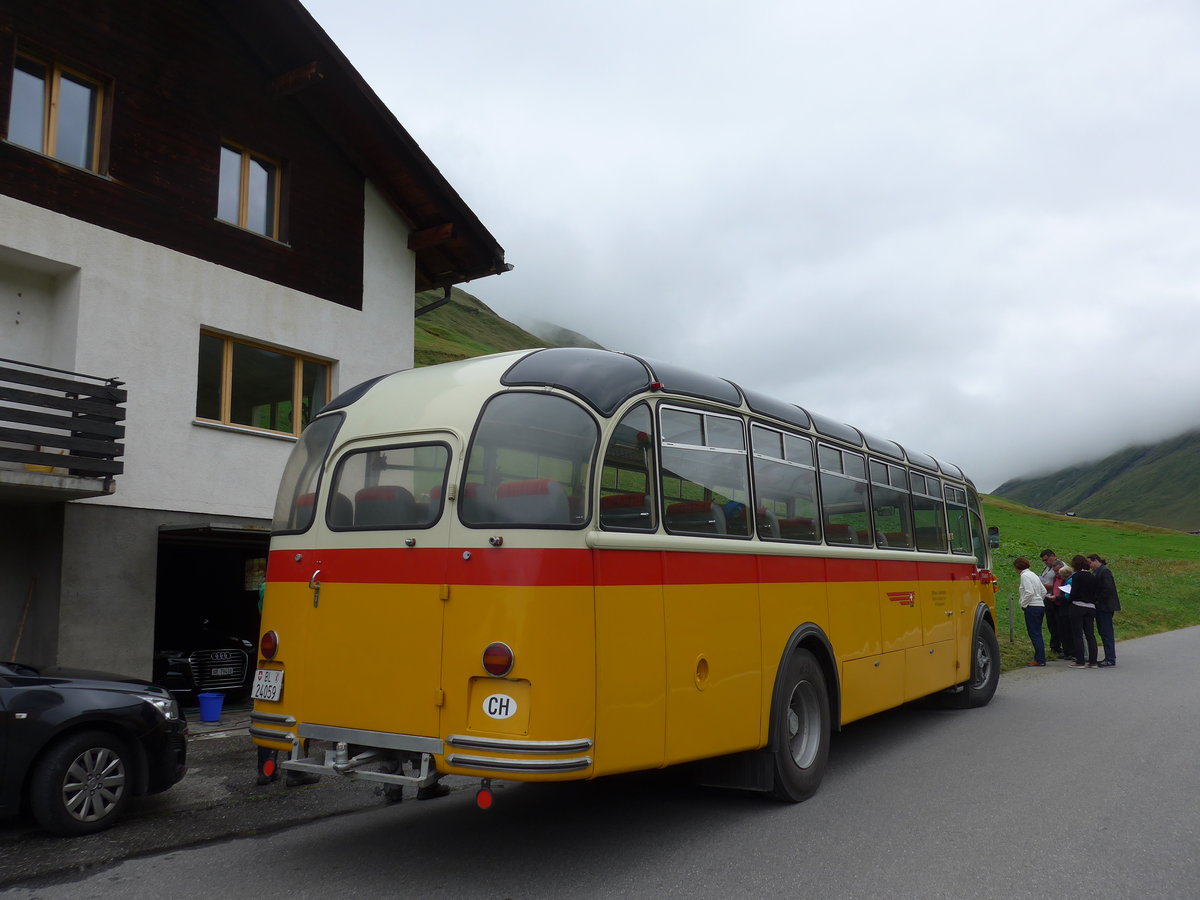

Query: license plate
[252,668,284,701]
[210,666,236,677]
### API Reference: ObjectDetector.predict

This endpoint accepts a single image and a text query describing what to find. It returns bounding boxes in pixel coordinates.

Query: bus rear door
[294,436,456,739]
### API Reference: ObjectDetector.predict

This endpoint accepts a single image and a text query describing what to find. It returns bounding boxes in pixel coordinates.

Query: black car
[153,619,256,704]
[0,662,188,836]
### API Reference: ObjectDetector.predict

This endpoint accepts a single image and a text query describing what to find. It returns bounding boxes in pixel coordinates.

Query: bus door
[297,436,457,738]
[436,390,601,755]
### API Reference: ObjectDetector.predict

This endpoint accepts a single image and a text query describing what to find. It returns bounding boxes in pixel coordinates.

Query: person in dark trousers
[1088,554,1121,667]
[1015,557,1048,665]
[1064,554,1099,668]
[1039,550,1069,658]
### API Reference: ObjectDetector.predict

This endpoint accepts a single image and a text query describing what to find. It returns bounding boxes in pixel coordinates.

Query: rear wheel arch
[774,623,840,732]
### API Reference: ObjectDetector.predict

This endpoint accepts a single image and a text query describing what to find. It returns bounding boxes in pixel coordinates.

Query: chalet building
[0,1,507,685]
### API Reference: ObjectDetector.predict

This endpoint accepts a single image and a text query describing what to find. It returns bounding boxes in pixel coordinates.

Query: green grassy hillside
[983,495,1200,670]
[993,430,1200,532]
[415,287,584,366]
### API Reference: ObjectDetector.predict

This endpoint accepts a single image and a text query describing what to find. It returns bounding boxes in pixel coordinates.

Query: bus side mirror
[987,526,1000,549]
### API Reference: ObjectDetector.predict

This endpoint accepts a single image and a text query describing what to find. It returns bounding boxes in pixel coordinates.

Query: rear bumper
[250,717,594,782]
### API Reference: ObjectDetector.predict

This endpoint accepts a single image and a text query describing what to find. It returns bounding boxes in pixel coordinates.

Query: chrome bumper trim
[446,734,593,755]
[250,711,296,726]
[446,753,592,773]
[249,725,296,743]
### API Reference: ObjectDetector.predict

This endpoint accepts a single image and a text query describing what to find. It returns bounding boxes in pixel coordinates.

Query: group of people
[1014,548,1122,668]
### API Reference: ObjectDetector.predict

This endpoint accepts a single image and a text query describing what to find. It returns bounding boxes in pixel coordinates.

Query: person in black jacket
[1064,554,1100,668]
[1088,554,1121,667]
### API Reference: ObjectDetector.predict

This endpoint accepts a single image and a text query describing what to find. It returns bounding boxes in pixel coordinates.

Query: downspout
[415,286,452,318]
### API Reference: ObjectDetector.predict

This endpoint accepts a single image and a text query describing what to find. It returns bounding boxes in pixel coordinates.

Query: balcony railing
[0,357,126,484]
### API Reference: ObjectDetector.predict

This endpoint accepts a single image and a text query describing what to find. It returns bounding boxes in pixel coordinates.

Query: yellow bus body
[251,349,997,800]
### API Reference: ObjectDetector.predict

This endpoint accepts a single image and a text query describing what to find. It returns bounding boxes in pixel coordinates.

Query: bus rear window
[462,393,598,528]
[327,444,449,530]
[271,413,343,533]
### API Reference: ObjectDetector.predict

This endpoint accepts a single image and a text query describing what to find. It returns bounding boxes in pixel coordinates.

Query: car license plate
[252,668,284,701]
[210,666,236,677]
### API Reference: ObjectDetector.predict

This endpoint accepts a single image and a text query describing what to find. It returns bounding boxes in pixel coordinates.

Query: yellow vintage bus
[250,348,999,805]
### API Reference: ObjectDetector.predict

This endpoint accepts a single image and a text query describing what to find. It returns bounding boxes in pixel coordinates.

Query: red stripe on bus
[268,548,975,588]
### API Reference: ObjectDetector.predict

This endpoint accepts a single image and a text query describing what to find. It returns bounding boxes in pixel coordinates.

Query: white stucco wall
[0,183,416,519]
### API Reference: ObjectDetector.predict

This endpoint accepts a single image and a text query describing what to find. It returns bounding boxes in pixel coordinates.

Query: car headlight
[139,693,181,721]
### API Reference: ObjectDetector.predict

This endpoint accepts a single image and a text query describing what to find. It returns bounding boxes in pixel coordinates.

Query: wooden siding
[0,1,366,309]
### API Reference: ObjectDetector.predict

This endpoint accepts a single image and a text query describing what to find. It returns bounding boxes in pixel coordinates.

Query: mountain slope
[992,430,1200,531]
[414,287,569,366]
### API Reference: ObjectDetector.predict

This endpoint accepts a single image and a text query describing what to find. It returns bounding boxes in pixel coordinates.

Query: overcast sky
[302,0,1199,492]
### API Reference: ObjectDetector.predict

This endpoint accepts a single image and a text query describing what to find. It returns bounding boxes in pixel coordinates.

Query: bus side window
[911,472,947,552]
[818,445,870,546]
[869,460,913,549]
[750,424,819,543]
[945,484,971,555]
[599,404,656,532]
[659,407,750,538]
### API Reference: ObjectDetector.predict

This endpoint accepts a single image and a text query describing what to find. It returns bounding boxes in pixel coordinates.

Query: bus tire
[962,618,1000,708]
[768,649,830,803]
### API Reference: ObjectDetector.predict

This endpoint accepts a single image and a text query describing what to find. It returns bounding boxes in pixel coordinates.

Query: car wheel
[29,731,133,836]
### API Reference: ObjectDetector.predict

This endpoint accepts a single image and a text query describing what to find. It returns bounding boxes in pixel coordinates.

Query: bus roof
[320,347,973,485]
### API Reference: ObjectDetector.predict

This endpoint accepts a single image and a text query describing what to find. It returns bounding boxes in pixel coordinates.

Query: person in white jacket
[1015,557,1049,666]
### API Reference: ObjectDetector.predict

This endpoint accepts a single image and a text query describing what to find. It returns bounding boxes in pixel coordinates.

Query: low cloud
[305,0,1200,491]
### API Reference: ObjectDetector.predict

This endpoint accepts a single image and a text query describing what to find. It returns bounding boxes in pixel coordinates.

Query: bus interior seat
[756,507,781,539]
[354,486,416,527]
[296,491,355,528]
[327,493,355,527]
[665,500,726,535]
[884,531,913,548]
[600,492,651,529]
[494,478,570,524]
[825,523,854,544]
[778,517,817,541]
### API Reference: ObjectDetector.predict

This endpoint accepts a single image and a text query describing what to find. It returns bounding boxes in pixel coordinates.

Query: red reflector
[263,758,276,777]
[481,641,514,677]
[476,788,494,810]
[260,630,279,660]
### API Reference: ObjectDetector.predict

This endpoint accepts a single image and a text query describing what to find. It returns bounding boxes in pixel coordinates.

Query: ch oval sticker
[483,693,518,720]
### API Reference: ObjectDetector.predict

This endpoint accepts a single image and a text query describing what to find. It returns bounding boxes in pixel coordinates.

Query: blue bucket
[197,692,224,723]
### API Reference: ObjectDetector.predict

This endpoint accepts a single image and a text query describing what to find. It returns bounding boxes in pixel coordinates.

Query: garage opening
[154,523,270,703]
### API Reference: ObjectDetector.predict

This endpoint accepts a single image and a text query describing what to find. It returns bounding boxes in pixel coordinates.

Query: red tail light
[482,642,514,677]
[260,630,279,660]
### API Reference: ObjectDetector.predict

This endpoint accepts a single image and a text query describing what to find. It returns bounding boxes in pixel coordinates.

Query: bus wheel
[769,649,830,803]
[963,619,1000,708]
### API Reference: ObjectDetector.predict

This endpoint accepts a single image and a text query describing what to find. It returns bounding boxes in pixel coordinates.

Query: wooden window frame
[197,332,330,438]
[218,141,282,239]
[9,51,106,172]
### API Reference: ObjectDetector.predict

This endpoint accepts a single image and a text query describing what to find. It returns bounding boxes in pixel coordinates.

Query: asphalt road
[5,626,1200,899]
